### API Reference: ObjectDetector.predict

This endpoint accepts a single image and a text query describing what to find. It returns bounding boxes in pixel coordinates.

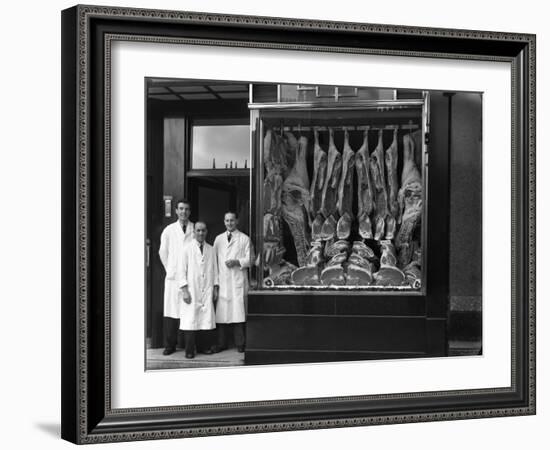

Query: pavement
[146,347,245,370]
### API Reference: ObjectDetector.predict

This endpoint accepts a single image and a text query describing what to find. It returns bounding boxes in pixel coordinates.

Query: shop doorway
[188,176,250,245]
[146,79,251,349]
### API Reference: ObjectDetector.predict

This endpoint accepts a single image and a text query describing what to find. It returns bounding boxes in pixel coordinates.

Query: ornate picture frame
[61,4,535,444]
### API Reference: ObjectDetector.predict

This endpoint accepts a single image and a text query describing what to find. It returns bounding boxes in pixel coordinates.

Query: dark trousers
[183,330,215,355]
[163,317,180,350]
[217,323,245,349]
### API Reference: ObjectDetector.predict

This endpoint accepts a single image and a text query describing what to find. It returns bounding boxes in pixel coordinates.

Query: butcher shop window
[255,104,426,291]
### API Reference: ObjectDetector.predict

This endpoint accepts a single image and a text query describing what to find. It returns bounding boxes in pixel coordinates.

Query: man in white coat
[178,221,219,359]
[212,212,252,353]
[158,199,194,355]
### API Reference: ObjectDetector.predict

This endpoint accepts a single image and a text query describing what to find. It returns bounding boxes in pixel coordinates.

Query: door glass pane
[192,125,249,169]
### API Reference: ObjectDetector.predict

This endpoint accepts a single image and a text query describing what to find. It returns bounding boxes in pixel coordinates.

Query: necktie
[199,243,203,255]
[181,222,186,233]
[227,232,232,242]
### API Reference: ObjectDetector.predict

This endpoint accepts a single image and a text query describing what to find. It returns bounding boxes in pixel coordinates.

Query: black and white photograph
[55,1,537,445]
[145,79,482,370]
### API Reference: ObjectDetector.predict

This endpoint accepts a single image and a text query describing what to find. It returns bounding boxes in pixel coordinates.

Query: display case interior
[253,103,426,292]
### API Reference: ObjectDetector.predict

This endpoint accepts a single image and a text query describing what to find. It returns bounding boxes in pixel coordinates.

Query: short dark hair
[224,211,238,219]
[175,199,191,209]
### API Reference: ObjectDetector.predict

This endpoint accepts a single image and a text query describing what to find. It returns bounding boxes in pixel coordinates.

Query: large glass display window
[251,99,428,291]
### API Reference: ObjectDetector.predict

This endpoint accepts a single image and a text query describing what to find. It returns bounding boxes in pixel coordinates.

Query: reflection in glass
[192,125,249,169]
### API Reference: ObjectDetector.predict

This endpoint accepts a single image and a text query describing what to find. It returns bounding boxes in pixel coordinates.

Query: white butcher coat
[177,240,218,330]
[213,230,252,324]
[158,220,194,319]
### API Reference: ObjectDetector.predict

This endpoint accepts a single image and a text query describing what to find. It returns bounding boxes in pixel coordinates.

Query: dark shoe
[185,352,195,359]
[237,346,245,353]
[200,348,213,355]
[210,345,227,354]
[163,347,176,356]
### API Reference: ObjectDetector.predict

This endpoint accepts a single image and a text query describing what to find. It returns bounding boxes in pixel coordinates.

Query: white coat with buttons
[213,230,252,324]
[158,220,194,319]
[177,239,218,330]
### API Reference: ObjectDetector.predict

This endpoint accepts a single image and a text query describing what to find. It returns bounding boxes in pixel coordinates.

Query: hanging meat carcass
[281,132,311,267]
[395,133,423,267]
[374,240,406,286]
[320,128,342,241]
[325,239,350,259]
[336,129,355,240]
[282,129,299,177]
[263,212,280,244]
[403,244,422,288]
[320,251,348,286]
[355,130,375,240]
[262,128,296,286]
[262,129,283,215]
[262,130,285,279]
[346,258,374,285]
[351,240,376,261]
[294,136,310,192]
[369,129,389,240]
[290,241,324,285]
[346,241,376,286]
[263,127,274,172]
[264,128,290,176]
[336,129,355,217]
[385,128,399,240]
[311,213,325,242]
[263,213,284,264]
[321,128,343,217]
[273,129,292,177]
[309,128,328,225]
[336,213,352,241]
[319,215,337,241]
[263,261,298,287]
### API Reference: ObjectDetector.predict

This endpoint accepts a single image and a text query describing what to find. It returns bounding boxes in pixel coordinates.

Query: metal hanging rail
[248,99,425,111]
[269,123,420,132]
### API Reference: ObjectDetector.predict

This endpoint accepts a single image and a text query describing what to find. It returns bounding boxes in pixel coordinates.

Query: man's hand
[181,287,191,304]
[225,259,241,268]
